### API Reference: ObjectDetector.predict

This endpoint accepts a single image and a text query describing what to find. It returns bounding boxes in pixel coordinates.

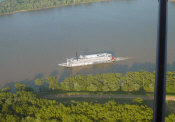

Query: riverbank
[0,0,110,16]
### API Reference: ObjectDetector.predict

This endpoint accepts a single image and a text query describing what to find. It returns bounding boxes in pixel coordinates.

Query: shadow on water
[60,62,155,76]
[3,73,44,92]
[57,62,155,83]
[57,61,175,82]
[50,70,59,76]
[2,61,175,90]
[167,62,175,72]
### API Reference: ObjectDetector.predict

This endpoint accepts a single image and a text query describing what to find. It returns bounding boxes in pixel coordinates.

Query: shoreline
[0,0,110,16]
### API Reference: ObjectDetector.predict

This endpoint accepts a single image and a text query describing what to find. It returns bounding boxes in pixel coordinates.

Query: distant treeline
[35,71,175,93]
[0,0,103,16]
[0,88,175,122]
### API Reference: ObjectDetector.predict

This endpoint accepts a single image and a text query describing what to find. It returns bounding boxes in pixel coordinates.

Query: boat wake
[115,57,130,61]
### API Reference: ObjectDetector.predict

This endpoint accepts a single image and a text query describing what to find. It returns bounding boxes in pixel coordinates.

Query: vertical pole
[153,0,167,121]
[76,52,78,61]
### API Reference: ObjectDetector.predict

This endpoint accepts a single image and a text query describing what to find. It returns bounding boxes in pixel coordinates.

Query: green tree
[46,77,59,90]
[166,114,175,122]
[35,78,44,87]
[132,97,143,104]
[15,83,26,91]
[1,86,11,93]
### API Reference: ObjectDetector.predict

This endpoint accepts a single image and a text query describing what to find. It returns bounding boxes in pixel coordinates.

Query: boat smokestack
[76,52,78,61]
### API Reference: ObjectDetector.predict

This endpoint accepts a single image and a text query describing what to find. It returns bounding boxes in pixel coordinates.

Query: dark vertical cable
[153,0,167,121]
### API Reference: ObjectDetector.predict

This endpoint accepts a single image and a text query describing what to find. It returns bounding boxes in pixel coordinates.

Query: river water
[0,0,175,86]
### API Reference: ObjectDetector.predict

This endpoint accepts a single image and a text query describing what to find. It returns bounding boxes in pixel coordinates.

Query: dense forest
[35,71,175,93]
[1,71,175,121]
[0,0,103,16]
[0,86,175,122]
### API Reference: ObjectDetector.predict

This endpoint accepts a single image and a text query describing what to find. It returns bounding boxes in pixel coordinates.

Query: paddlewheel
[111,56,116,61]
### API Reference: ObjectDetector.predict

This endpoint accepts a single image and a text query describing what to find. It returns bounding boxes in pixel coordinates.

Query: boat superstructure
[58,53,116,67]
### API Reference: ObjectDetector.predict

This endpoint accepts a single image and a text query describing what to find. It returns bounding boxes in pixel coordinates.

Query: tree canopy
[36,71,175,93]
[0,86,174,122]
[1,71,175,121]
